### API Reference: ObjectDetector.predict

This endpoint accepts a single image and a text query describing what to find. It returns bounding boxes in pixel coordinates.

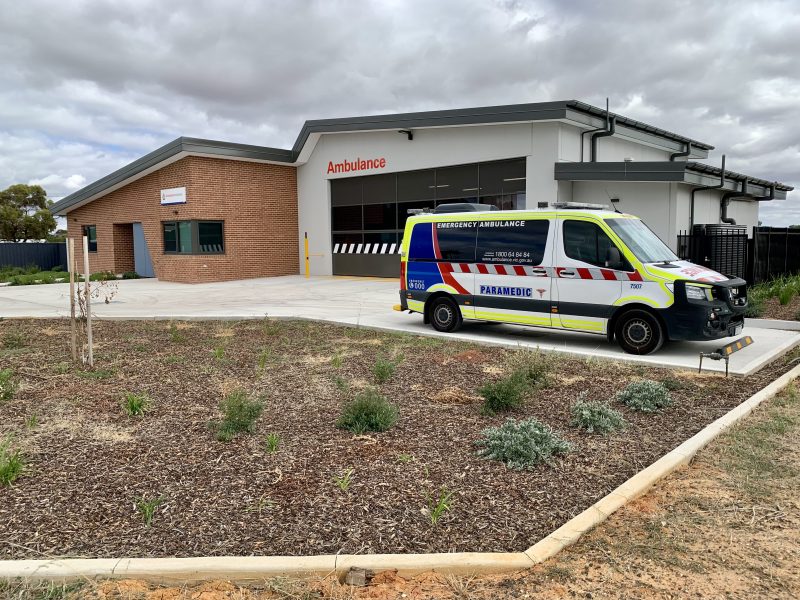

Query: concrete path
[2,275,797,376]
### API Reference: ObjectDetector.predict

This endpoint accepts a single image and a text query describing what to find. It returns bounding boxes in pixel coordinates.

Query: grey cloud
[0,0,797,223]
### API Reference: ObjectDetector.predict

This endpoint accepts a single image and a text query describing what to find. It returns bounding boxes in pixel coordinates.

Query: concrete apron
[3,364,799,586]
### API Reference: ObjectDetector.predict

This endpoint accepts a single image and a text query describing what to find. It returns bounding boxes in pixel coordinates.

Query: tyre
[615,309,665,355]
[428,296,462,333]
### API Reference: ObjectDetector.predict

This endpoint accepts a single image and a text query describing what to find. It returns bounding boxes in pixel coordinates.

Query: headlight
[686,285,710,300]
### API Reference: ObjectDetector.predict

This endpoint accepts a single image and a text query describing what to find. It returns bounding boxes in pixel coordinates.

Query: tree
[0,184,57,242]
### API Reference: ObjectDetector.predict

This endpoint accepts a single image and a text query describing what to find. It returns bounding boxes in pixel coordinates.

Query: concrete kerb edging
[2,365,799,585]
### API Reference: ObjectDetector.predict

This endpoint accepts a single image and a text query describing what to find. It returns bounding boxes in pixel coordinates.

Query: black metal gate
[677,225,748,280]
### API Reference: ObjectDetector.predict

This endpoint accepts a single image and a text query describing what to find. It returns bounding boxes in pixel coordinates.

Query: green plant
[330,353,344,368]
[2,331,25,349]
[479,371,529,415]
[76,368,115,380]
[121,271,140,279]
[336,388,398,434]
[134,495,164,527]
[744,294,764,318]
[506,348,553,388]
[265,432,280,453]
[256,347,273,373]
[0,436,24,485]
[569,394,626,435]
[426,486,454,525]
[333,375,349,392]
[332,467,354,491]
[25,413,38,429]
[122,392,151,416]
[89,270,118,281]
[373,354,402,383]
[477,417,571,470]
[778,285,794,305]
[661,376,687,391]
[169,321,185,343]
[615,380,672,413]
[211,389,265,441]
[396,453,415,463]
[0,368,17,401]
[212,345,226,360]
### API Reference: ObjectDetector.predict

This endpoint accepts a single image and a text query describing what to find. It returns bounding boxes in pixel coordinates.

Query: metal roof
[52,100,722,215]
[554,161,793,199]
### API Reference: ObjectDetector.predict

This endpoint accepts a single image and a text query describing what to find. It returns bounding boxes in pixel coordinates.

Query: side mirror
[605,247,625,270]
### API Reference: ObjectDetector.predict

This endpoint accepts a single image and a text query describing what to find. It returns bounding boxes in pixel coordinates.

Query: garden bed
[0,319,796,559]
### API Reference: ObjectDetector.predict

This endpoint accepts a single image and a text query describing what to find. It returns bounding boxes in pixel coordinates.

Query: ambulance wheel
[615,309,664,355]
[429,296,462,333]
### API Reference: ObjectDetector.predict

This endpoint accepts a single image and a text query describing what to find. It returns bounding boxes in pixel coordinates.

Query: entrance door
[132,222,154,278]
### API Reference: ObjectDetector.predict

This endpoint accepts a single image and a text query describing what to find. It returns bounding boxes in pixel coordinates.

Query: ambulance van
[397,203,748,355]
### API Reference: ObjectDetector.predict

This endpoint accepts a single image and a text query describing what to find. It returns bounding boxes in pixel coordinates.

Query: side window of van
[408,222,476,261]
[476,219,549,265]
[563,220,624,269]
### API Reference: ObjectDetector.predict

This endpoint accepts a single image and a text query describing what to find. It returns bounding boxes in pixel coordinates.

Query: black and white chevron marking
[333,243,399,254]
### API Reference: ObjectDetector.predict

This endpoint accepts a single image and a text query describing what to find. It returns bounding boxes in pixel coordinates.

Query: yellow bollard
[304,232,309,278]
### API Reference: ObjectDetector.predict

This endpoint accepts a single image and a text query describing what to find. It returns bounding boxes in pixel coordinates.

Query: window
[563,220,625,269]
[163,220,224,254]
[605,217,678,263]
[436,222,477,261]
[477,219,548,265]
[83,225,97,252]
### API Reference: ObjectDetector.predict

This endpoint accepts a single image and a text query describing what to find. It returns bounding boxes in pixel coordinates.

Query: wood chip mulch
[0,318,796,560]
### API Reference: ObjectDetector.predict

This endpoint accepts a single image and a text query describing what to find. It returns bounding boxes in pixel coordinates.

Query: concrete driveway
[2,275,797,376]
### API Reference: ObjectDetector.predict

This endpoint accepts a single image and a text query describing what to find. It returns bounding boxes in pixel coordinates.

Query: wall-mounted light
[398,129,413,141]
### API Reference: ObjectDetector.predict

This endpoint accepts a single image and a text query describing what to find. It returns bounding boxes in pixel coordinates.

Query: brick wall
[65,156,299,283]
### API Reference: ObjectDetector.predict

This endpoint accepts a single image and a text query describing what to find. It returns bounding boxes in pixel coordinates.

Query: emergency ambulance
[397,203,748,355]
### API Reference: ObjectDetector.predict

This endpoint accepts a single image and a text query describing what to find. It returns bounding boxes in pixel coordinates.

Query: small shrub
[212,345,226,361]
[479,371,528,415]
[211,390,264,441]
[477,417,571,470]
[778,285,794,306]
[134,495,164,527]
[615,380,672,413]
[744,294,764,318]
[25,414,38,429]
[570,395,626,435]
[0,369,17,401]
[373,354,401,384]
[332,467,354,491]
[76,368,115,380]
[3,331,25,349]
[122,392,151,416]
[90,270,117,281]
[336,388,398,434]
[0,436,24,485]
[265,432,280,453]
[121,271,140,279]
[333,375,349,392]
[506,348,553,388]
[426,486,454,525]
[330,353,344,368]
[661,376,687,391]
[256,348,273,373]
[169,322,185,343]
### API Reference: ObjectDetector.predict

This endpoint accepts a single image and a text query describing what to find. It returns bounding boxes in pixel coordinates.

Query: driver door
[555,218,628,333]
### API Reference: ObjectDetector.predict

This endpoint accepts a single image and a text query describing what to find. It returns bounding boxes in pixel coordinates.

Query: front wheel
[428,296,462,333]
[615,309,665,355]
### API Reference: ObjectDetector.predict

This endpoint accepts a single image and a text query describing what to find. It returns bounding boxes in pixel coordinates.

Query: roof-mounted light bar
[551,202,610,210]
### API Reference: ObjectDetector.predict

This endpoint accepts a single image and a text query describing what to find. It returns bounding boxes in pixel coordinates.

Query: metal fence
[677,226,800,285]
[0,242,67,271]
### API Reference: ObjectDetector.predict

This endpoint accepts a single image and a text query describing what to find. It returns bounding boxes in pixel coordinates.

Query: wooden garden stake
[82,235,94,367]
[67,238,77,361]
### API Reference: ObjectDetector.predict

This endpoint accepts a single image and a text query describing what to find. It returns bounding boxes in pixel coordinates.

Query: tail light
[400,260,406,290]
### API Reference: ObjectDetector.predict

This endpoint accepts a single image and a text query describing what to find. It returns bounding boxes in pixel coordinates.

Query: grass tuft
[426,486,454,525]
[506,348,553,388]
[0,368,17,401]
[0,436,24,485]
[373,354,402,384]
[2,331,25,349]
[479,371,529,415]
[211,390,264,441]
[134,495,164,527]
[332,467,354,491]
[265,432,280,453]
[122,392,151,416]
[336,388,398,434]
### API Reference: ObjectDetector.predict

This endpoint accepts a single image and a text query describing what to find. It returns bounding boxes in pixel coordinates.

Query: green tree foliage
[0,184,57,242]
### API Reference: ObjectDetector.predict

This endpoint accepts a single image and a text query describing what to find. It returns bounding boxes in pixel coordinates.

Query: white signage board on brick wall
[160,186,187,205]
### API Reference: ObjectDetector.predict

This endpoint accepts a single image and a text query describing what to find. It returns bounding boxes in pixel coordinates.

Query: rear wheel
[615,309,665,355]
[428,296,462,333]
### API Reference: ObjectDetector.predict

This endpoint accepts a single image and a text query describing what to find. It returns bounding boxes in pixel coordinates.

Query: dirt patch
[0,318,798,563]
[760,295,800,321]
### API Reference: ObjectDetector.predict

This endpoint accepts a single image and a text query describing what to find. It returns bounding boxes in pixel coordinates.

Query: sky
[1,0,798,224]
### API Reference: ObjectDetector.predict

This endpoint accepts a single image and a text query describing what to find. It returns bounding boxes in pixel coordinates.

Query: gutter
[670,143,692,161]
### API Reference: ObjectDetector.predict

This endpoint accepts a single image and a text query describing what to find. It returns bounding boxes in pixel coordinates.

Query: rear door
[472,218,552,327]
[554,217,631,332]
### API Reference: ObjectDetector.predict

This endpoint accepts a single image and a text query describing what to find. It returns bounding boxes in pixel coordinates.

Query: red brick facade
[65,156,299,283]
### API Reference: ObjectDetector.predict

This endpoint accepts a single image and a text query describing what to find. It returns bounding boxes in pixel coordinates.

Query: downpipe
[690,155,725,230]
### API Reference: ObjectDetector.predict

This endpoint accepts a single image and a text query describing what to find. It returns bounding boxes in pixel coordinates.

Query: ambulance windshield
[605,218,679,264]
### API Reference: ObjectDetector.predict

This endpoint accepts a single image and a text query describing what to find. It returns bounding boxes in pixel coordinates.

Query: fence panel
[0,242,67,271]
[752,227,800,283]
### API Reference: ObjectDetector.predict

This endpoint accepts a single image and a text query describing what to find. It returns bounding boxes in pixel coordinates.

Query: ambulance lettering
[479,286,533,297]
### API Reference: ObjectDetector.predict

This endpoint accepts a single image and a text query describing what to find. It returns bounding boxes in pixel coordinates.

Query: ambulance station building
[52,100,792,283]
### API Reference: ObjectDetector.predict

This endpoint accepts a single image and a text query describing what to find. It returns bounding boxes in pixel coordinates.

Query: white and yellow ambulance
[398,203,748,354]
